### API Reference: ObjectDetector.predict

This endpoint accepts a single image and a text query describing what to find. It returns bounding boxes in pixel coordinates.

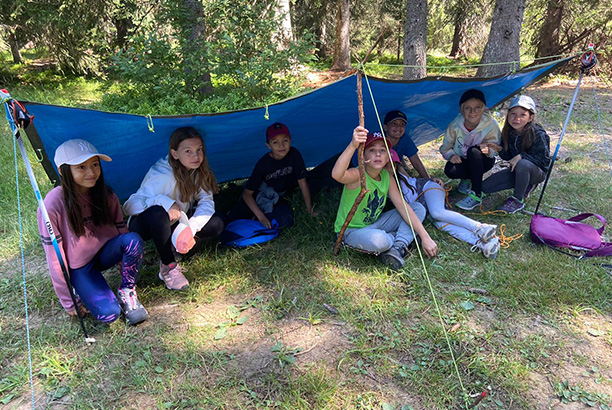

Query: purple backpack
[530,213,612,258]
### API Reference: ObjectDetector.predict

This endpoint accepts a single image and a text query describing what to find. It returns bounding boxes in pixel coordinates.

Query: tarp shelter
[20,58,570,200]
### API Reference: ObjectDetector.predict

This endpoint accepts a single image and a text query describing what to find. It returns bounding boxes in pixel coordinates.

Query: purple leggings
[69,232,143,323]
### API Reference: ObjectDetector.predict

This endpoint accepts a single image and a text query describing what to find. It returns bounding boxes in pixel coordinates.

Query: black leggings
[129,205,224,265]
[444,146,495,196]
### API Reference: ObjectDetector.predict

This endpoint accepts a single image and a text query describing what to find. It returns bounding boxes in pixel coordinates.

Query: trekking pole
[534,46,597,215]
[1,89,96,344]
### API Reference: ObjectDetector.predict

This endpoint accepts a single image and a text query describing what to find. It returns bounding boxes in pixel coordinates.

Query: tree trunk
[402,0,427,80]
[275,0,294,49]
[8,30,23,64]
[330,0,350,72]
[535,0,564,61]
[449,5,468,58]
[176,0,213,95]
[476,0,526,77]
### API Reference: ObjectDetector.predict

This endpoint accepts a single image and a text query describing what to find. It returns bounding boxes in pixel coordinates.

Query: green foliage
[109,0,315,113]
[554,380,612,409]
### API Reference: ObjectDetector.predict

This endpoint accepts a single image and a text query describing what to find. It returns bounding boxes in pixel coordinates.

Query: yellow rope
[498,224,522,249]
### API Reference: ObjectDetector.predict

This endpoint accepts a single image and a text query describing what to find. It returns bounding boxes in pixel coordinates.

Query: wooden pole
[333,29,388,255]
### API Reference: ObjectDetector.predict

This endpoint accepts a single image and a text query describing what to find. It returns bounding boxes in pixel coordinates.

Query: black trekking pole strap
[534,48,597,214]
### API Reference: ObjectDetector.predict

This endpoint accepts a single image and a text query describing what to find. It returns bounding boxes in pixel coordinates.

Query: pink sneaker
[159,262,189,290]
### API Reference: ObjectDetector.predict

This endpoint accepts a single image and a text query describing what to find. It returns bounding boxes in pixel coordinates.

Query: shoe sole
[125,309,149,325]
[158,272,189,291]
[456,202,481,211]
[503,205,525,214]
[477,226,497,242]
[379,254,405,271]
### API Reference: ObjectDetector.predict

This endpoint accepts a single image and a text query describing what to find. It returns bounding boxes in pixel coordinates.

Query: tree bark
[8,30,23,64]
[275,0,294,49]
[330,0,351,72]
[449,4,468,58]
[403,0,427,80]
[476,0,527,77]
[535,0,564,62]
[176,0,213,95]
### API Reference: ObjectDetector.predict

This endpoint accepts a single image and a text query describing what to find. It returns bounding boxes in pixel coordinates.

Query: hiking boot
[117,287,149,325]
[471,237,500,259]
[159,262,189,290]
[474,223,497,242]
[456,191,482,211]
[498,196,525,214]
[378,246,405,271]
[457,179,471,195]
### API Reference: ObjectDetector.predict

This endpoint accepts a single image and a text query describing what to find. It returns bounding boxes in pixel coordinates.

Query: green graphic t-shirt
[334,169,389,233]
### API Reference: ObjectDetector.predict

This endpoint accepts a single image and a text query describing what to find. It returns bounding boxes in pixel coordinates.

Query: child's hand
[168,203,182,222]
[308,208,319,217]
[67,304,89,318]
[449,154,462,164]
[258,215,272,229]
[508,154,522,171]
[351,126,369,148]
[487,142,502,152]
[480,144,490,156]
[432,178,445,187]
[421,237,438,257]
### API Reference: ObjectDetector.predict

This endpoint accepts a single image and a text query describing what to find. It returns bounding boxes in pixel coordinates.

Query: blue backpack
[220,219,279,248]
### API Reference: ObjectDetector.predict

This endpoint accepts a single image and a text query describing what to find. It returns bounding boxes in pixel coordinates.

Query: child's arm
[331,126,368,187]
[388,179,438,257]
[297,178,317,216]
[407,153,432,179]
[243,188,272,229]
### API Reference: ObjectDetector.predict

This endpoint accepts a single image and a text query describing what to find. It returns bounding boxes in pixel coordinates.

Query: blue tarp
[22,58,570,200]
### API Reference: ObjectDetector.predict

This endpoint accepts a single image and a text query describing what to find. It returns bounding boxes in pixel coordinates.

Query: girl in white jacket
[124,127,223,290]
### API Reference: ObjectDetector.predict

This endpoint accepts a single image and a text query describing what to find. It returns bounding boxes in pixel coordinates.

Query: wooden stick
[333,72,368,254]
[333,29,388,255]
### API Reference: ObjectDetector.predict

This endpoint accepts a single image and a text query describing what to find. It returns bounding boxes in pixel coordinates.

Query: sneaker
[456,191,482,211]
[498,196,525,214]
[457,179,471,195]
[471,237,500,259]
[159,262,189,290]
[474,223,497,242]
[378,246,405,271]
[117,288,149,325]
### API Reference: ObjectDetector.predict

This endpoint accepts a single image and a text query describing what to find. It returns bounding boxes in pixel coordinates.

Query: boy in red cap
[228,122,316,228]
[332,127,438,270]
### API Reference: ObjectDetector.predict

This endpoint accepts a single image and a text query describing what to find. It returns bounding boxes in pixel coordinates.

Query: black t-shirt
[245,147,308,195]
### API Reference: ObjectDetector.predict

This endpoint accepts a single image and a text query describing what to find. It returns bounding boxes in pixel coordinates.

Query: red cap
[266,122,291,142]
[365,132,391,149]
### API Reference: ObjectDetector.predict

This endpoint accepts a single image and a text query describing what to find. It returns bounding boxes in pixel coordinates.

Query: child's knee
[93,303,122,323]
[410,202,426,221]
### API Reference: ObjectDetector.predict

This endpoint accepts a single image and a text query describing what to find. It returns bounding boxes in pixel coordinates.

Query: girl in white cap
[38,139,148,325]
[482,95,551,214]
[124,127,223,291]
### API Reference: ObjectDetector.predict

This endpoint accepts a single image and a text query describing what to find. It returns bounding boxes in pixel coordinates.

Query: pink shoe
[159,262,189,290]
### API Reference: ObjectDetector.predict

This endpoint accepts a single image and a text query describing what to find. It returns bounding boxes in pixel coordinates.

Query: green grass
[1,68,612,409]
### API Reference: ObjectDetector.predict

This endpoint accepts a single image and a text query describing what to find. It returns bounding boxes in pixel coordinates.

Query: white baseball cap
[508,95,536,114]
[54,139,112,168]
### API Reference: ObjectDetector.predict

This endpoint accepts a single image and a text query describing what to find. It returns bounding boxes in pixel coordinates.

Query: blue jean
[343,203,426,254]
[69,232,143,323]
